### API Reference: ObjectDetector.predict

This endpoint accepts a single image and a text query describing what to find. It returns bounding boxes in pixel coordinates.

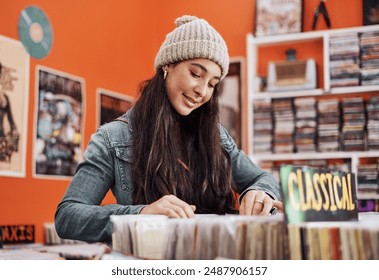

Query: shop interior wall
[0,0,363,243]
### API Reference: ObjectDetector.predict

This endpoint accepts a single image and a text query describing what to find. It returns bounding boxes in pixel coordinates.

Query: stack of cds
[272,98,295,153]
[329,32,360,88]
[360,31,379,86]
[317,99,341,152]
[366,96,379,150]
[357,161,379,195]
[294,97,317,152]
[341,97,366,151]
[253,99,273,154]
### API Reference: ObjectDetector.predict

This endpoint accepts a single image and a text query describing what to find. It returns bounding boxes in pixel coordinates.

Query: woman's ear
[162,64,171,72]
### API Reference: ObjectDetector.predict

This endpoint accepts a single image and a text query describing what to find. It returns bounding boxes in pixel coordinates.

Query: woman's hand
[239,190,283,216]
[140,195,196,218]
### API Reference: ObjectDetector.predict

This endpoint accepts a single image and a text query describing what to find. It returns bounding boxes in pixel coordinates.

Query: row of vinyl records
[110,212,379,260]
[253,95,379,154]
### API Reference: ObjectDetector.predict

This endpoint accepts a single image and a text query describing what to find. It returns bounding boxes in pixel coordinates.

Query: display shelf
[250,83,379,100]
[247,25,379,200]
[253,151,379,161]
[248,30,324,46]
[357,193,379,200]
[252,151,379,173]
[251,89,324,100]
[248,25,379,47]
[330,85,379,94]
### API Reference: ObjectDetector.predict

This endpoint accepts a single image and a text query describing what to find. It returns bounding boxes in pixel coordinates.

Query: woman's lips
[183,94,199,107]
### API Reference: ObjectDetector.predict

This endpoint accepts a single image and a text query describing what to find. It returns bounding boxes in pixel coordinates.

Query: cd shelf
[247,25,379,201]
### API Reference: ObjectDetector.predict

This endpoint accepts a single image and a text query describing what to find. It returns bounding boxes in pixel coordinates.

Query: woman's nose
[195,81,207,97]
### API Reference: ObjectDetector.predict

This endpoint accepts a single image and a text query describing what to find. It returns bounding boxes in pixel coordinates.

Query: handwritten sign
[280,165,358,223]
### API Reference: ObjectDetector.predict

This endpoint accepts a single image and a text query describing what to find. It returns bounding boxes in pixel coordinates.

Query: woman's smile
[183,93,199,107]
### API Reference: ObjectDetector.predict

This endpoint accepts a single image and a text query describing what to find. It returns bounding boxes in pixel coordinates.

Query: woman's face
[164,58,221,116]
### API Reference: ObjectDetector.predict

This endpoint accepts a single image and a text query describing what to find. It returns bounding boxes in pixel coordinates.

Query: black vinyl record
[18,6,53,59]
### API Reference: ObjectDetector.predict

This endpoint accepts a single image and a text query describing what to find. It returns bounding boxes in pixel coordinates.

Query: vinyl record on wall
[18,6,53,59]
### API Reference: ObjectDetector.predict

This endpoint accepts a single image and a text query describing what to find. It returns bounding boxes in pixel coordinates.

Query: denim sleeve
[219,125,281,202]
[54,128,144,243]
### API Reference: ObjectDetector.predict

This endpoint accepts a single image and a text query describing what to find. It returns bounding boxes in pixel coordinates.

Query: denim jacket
[55,109,280,243]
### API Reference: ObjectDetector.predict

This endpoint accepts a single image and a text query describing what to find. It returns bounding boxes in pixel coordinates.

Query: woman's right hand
[139,195,196,218]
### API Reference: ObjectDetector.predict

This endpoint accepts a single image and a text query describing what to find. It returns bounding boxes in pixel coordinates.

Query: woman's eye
[208,83,215,88]
[191,72,200,78]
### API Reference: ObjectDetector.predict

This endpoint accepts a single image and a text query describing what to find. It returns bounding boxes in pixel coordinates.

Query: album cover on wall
[363,0,379,25]
[96,88,134,127]
[33,66,85,179]
[0,35,30,178]
[254,0,303,37]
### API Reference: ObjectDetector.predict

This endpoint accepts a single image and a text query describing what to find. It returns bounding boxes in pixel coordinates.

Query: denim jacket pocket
[114,146,133,192]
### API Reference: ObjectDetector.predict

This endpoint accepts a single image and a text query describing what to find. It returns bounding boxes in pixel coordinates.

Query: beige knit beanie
[154,15,229,79]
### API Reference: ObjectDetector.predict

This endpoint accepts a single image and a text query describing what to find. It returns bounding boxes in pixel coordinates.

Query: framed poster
[33,66,85,179]
[363,0,379,25]
[96,88,134,127]
[0,35,30,177]
[218,57,245,149]
[254,0,303,37]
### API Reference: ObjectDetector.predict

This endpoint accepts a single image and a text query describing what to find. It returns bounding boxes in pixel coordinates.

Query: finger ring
[256,200,263,204]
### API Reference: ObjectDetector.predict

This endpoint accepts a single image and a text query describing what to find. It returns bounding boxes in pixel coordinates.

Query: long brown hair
[130,68,237,214]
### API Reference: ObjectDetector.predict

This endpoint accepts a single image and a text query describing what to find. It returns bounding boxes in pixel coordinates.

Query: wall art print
[0,35,29,178]
[96,88,134,128]
[254,0,303,37]
[34,66,85,179]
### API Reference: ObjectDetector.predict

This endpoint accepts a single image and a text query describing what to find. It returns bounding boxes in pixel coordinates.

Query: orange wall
[0,0,364,243]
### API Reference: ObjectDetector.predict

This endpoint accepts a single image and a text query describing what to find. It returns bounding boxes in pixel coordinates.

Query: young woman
[55,15,283,243]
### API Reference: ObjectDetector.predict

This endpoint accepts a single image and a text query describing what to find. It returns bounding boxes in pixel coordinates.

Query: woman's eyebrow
[190,62,221,81]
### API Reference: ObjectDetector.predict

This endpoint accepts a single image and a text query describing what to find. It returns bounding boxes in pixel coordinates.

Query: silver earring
[163,69,168,80]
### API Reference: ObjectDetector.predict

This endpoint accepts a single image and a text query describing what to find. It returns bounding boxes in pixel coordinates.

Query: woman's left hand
[239,189,283,216]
